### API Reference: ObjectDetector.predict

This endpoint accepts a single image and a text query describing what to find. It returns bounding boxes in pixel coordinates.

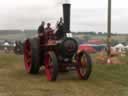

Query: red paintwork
[79,45,96,53]
[88,39,104,44]
[24,40,32,73]
[44,54,53,81]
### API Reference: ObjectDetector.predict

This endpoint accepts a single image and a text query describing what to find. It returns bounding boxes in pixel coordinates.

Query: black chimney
[63,3,71,33]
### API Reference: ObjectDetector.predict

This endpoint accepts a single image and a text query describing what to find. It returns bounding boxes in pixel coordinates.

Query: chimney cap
[63,0,70,4]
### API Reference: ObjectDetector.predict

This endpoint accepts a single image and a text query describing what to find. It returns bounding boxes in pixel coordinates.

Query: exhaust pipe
[63,3,71,33]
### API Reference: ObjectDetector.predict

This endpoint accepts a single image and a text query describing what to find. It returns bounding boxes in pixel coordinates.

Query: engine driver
[55,17,64,39]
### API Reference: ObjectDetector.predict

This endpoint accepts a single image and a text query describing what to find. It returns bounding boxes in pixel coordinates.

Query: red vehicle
[23,3,92,81]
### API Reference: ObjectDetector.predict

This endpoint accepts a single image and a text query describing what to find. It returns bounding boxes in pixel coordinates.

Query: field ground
[0,53,128,96]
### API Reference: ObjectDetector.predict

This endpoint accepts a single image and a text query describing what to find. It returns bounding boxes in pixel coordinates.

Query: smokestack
[63,3,71,33]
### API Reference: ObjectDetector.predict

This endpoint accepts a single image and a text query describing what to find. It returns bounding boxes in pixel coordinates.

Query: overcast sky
[0,0,128,33]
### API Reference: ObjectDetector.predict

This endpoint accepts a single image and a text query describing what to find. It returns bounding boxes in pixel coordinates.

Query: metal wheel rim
[77,53,88,78]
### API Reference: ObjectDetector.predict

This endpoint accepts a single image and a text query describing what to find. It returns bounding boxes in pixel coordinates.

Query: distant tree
[76,31,96,35]
[83,35,91,41]
[104,38,119,46]
[98,32,103,35]
[125,36,128,41]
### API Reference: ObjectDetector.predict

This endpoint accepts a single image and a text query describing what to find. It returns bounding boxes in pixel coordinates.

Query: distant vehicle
[14,41,23,54]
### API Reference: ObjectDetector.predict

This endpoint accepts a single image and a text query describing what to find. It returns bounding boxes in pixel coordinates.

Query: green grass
[0,53,128,96]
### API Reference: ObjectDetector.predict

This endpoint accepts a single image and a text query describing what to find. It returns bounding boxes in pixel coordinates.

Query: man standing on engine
[45,23,53,33]
[56,17,64,39]
[37,21,45,65]
[57,17,64,27]
[45,23,54,40]
[38,21,45,37]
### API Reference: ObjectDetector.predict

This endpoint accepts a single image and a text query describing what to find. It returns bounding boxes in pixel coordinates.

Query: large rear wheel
[44,51,58,81]
[76,51,92,80]
[24,39,40,74]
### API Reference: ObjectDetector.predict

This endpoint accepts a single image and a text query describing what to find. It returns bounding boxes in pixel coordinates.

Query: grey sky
[0,0,128,33]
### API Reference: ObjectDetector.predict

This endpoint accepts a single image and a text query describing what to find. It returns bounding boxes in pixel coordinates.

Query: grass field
[0,53,128,96]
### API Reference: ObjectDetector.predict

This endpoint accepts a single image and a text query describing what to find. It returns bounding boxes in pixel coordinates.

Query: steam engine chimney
[63,3,71,33]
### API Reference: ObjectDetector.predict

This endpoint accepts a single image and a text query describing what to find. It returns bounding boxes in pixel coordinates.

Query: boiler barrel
[63,3,71,33]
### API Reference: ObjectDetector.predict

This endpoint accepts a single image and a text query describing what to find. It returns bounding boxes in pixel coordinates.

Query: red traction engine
[23,3,92,81]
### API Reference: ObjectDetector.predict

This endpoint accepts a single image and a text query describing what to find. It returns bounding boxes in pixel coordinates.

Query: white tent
[3,42,10,46]
[13,43,16,47]
[126,45,128,49]
[114,43,124,48]
[113,43,125,53]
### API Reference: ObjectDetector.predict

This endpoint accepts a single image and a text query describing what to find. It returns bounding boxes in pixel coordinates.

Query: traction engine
[23,3,92,81]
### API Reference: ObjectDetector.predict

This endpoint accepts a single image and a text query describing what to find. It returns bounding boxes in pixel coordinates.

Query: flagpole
[107,0,112,63]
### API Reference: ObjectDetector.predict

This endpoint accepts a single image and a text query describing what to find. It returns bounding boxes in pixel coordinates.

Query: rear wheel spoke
[76,51,92,80]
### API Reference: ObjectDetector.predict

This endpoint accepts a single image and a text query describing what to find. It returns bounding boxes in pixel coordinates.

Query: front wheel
[24,39,40,74]
[44,51,58,81]
[76,51,92,80]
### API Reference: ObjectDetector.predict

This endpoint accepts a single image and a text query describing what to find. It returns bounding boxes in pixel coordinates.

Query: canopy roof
[79,45,96,53]
[114,43,125,48]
